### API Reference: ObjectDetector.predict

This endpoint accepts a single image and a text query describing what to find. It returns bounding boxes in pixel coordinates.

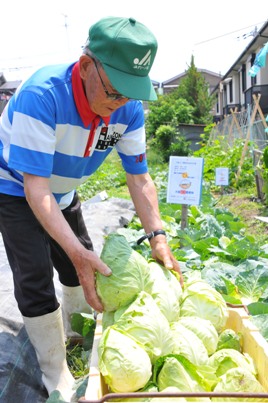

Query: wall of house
[260,66,268,83]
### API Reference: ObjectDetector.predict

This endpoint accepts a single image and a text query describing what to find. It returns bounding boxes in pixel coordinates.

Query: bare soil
[214,192,268,244]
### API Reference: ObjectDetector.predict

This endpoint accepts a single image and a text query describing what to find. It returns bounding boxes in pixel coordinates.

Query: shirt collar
[71,61,110,127]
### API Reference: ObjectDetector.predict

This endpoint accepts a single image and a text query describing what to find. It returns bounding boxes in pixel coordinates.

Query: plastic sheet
[0,197,135,403]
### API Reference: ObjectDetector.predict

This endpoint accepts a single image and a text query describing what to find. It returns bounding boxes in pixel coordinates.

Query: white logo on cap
[133,50,151,70]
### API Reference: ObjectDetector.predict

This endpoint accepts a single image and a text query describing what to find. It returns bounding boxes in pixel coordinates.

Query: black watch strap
[137,230,166,245]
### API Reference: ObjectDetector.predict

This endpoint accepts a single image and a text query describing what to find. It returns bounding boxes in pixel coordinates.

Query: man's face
[79,55,129,116]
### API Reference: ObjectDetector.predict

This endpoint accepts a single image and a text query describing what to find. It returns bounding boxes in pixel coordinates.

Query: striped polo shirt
[0,62,148,208]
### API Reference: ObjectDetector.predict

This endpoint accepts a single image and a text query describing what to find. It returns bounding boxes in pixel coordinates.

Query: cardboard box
[82,307,268,402]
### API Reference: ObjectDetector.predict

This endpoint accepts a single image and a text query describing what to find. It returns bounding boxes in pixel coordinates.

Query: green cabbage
[212,367,265,401]
[148,261,182,323]
[170,322,209,366]
[209,348,257,377]
[96,234,154,311]
[217,329,241,352]
[180,279,228,332]
[98,326,152,393]
[177,316,219,356]
[157,356,206,393]
[113,291,174,364]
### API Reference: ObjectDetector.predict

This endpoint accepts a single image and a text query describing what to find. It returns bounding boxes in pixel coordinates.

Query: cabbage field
[121,185,268,342]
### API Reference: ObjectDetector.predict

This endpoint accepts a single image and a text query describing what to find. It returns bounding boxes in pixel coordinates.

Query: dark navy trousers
[0,192,93,317]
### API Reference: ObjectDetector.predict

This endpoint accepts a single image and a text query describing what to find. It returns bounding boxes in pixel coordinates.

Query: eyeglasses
[92,59,127,101]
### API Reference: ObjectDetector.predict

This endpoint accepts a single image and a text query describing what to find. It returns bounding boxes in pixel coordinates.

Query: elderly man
[0,16,182,401]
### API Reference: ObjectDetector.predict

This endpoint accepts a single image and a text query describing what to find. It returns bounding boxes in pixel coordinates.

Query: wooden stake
[181,204,188,229]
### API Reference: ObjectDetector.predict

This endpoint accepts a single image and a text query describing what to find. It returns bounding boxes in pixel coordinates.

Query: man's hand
[150,236,184,287]
[73,249,112,313]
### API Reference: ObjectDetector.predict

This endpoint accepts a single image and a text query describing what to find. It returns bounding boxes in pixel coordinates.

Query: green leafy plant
[193,137,255,190]
[151,124,192,162]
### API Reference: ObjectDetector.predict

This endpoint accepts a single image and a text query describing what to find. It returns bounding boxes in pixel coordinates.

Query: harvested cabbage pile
[95,233,265,399]
[113,291,174,364]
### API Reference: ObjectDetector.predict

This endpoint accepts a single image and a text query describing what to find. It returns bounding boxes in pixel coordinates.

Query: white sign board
[167,156,204,205]
[215,167,229,186]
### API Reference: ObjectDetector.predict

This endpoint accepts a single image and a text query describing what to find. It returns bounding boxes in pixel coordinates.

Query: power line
[194,20,266,45]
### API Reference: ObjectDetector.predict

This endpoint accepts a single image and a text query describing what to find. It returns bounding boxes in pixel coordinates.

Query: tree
[145,56,215,160]
[175,55,215,124]
[145,56,214,138]
[145,96,194,138]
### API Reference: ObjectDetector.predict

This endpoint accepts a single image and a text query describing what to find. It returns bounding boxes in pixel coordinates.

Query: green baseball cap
[87,16,158,101]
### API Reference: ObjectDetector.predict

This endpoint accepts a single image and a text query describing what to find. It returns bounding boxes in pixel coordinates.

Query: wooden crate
[83,307,268,401]
[225,307,268,391]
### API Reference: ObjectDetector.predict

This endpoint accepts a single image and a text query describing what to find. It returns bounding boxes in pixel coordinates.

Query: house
[160,69,222,96]
[212,19,268,122]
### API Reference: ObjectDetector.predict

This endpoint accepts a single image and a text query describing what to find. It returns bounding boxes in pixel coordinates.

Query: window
[229,80,233,103]
[251,54,257,86]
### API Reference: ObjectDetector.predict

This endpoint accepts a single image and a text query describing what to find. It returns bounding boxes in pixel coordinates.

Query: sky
[0,0,267,83]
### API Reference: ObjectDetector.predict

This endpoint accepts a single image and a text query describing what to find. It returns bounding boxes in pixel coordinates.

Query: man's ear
[79,55,93,80]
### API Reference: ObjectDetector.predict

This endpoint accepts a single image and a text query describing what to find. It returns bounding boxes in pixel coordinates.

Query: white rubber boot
[61,285,92,340]
[23,306,76,401]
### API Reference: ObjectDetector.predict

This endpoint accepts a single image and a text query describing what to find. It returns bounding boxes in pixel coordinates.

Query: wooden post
[255,95,268,131]
[230,107,244,141]
[181,204,188,230]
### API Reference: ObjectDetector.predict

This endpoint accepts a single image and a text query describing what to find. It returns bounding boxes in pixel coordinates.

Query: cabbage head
[98,326,152,393]
[209,348,257,377]
[177,316,219,356]
[212,367,265,401]
[113,291,174,364]
[180,279,228,332]
[157,356,206,393]
[148,261,182,323]
[217,329,241,352]
[96,233,154,311]
[170,322,209,366]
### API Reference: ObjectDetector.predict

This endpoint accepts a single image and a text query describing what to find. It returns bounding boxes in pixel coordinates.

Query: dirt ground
[215,192,268,244]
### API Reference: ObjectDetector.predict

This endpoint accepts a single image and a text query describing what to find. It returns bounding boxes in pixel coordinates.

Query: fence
[209,94,268,188]
[209,94,268,150]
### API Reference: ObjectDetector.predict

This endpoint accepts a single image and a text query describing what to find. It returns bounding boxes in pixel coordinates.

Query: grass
[77,150,131,201]
[77,147,167,202]
[213,186,268,244]
[66,343,89,379]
